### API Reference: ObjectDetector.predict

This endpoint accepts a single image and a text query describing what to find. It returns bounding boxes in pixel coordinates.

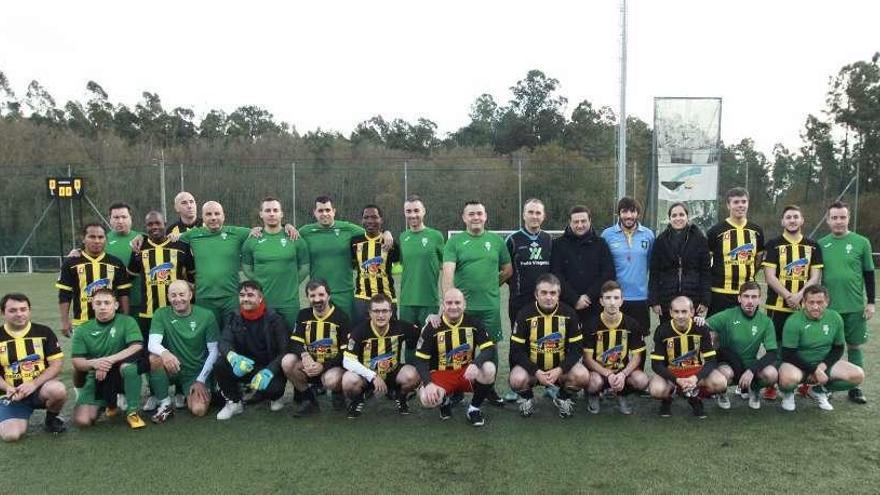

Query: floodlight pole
[616,0,628,205]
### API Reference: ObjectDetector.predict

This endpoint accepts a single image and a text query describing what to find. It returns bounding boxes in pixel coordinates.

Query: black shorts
[766,309,794,344]
[708,292,738,316]
[363,368,402,393]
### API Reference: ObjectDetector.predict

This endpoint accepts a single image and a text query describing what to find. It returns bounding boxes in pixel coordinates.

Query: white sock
[468,404,479,413]
[159,397,172,408]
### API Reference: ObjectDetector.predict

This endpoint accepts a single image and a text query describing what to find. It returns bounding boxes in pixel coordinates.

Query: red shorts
[430,368,473,395]
[669,367,701,379]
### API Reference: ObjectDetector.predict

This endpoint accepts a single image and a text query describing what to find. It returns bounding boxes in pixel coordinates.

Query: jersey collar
[313,305,336,322]
[535,302,559,318]
[370,321,390,338]
[725,217,748,229]
[670,318,693,335]
[782,231,803,244]
[600,312,623,329]
[518,228,542,241]
[147,237,172,248]
[3,321,31,337]
[83,251,106,263]
[441,314,464,328]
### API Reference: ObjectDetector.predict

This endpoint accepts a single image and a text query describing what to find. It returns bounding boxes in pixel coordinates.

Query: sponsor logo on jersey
[601,344,624,364]
[308,337,334,355]
[9,354,40,374]
[445,343,472,364]
[536,331,563,351]
[361,256,383,273]
[149,262,174,281]
[727,243,755,261]
[370,352,395,371]
[85,278,111,296]
[528,245,543,261]
[257,238,267,244]
[784,258,808,276]
[671,349,698,366]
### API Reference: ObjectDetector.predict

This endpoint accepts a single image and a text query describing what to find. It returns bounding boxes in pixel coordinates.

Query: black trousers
[621,300,651,336]
[708,292,738,316]
[766,309,794,344]
[213,358,285,402]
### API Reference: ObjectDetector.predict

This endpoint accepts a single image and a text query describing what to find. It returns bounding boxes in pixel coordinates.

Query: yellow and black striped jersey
[762,234,823,313]
[584,312,646,372]
[707,219,765,294]
[510,302,582,373]
[128,236,195,318]
[650,319,716,374]
[344,319,419,379]
[415,315,493,371]
[166,218,202,236]
[291,305,350,366]
[56,252,132,325]
[351,234,400,301]
[0,323,63,388]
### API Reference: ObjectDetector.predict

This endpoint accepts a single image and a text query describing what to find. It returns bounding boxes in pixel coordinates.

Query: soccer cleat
[659,399,672,417]
[216,400,244,420]
[347,397,365,419]
[848,388,867,404]
[331,392,347,411]
[716,392,731,410]
[617,395,633,415]
[503,390,520,403]
[781,392,796,412]
[150,404,175,424]
[449,391,464,406]
[293,400,320,417]
[466,408,485,427]
[553,397,574,418]
[747,388,762,410]
[396,396,411,415]
[44,415,67,434]
[688,397,707,419]
[519,398,535,418]
[762,385,778,401]
[796,384,811,397]
[439,397,453,420]
[269,398,286,412]
[173,394,186,409]
[104,406,119,418]
[142,396,158,412]
[126,412,147,429]
[808,387,833,411]
[735,386,749,400]
[485,389,505,407]
[586,393,600,414]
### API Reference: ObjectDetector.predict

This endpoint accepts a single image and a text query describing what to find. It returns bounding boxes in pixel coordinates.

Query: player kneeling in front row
[71,289,146,429]
[342,294,420,418]
[282,279,350,416]
[509,274,589,418]
[583,281,649,415]
[1,293,68,441]
[214,281,289,420]
[778,285,864,412]
[704,281,778,410]
[649,296,726,418]
[147,281,219,423]
[416,288,497,426]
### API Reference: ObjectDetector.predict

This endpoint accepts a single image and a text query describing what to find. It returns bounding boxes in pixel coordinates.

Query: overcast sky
[1,1,876,154]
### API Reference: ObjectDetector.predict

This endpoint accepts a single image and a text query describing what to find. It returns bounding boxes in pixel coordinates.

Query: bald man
[167,191,201,235]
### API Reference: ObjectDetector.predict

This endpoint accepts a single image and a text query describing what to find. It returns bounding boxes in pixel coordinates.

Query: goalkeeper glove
[249,369,274,391]
[226,351,255,377]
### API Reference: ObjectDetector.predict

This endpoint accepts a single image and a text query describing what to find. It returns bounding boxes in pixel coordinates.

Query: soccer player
[167,191,201,235]
[0,293,67,441]
[213,281,289,420]
[706,187,765,316]
[398,195,445,343]
[106,202,144,315]
[506,198,552,329]
[341,294,420,418]
[583,281,649,415]
[550,205,616,322]
[351,205,400,324]
[509,274,589,418]
[819,201,875,404]
[442,201,512,379]
[416,288,497,427]
[281,279,350,416]
[71,289,146,429]
[704,281,778,410]
[147,281,219,422]
[176,201,252,324]
[601,197,654,332]
[778,285,865,411]
[242,197,310,328]
[649,296,726,418]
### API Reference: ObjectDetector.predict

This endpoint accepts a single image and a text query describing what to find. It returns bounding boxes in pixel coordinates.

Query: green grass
[2,273,880,494]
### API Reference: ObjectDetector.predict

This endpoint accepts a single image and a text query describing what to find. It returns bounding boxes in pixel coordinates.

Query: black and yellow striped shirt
[56,252,132,325]
[351,234,400,301]
[291,305,350,366]
[584,313,646,372]
[510,302,582,373]
[650,319,716,374]
[345,319,419,379]
[707,219,765,294]
[166,217,202,236]
[762,233,823,313]
[1,323,63,388]
[415,315,493,371]
[128,237,195,318]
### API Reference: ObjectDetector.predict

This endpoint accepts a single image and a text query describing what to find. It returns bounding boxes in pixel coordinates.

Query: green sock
[749,379,769,392]
[847,347,864,368]
[779,384,797,393]
[121,364,144,414]
[149,369,171,402]
[826,379,857,392]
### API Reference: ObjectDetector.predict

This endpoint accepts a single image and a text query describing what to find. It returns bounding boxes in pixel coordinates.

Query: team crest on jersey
[641,240,649,250]
[221,232,228,240]
[362,256,383,273]
[822,324,829,335]
[445,343,471,364]
[280,238,288,247]
[334,228,340,237]
[370,352,395,371]
[784,258,808,277]
[751,325,758,336]
[421,237,428,247]
[528,243,543,260]
[0,345,6,354]
[110,326,117,338]
[846,243,853,254]
[601,344,624,364]
[723,231,731,241]
[190,321,197,332]
[484,241,492,252]
[85,278,111,296]
[149,262,174,282]
[77,265,86,276]
[536,332,562,352]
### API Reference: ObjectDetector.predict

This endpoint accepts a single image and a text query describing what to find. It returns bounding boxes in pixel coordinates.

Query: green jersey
[149,305,219,375]
[782,309,845,366]
[242,231,309,313]
[71,314,142,359]
[707,306,777,369]
[180,226,251,302]
[399,228,445,306]
[299,221,364,294]
[443,230,511,310]
[107,230,144,307]
[819,232,875,313]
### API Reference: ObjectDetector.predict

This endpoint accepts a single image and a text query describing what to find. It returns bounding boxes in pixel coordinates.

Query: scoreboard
[47,177,85,198]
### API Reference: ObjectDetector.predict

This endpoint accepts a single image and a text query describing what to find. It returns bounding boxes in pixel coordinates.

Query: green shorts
[331,291,354,322]
[274,306,300,330]
[841,311,869,345]
[466,308,503,343]
[398,305,436,327]
[168,372,203,397]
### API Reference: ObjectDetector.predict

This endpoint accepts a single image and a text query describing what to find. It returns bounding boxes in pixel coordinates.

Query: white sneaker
[716,392,731,410]
[553,397,574,418]
[781,392,796,412]
[216,401,244,420]
[735,386,749,400]
[617,395,633,415]
[270,398,285,412]
[519,398,535,417]
[173,394,186,409]
[117,394,128,411]
[747,388,761,410]
[586,393,600,414]
[808,387,834,411]
[142,396,158,412]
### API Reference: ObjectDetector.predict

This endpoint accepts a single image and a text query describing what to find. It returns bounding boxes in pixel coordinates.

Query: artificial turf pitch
[2,273,879,494]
